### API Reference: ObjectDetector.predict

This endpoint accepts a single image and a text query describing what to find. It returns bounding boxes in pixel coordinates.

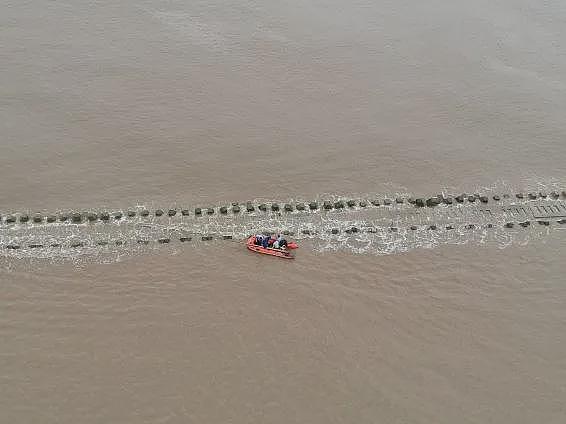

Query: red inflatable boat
[246,236,297,259]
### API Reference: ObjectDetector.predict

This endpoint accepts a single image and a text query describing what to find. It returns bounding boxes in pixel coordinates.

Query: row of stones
[3,219,565,250]
[1,235,223,250]
[0,200,367,224]
[414,190,566,207]
[2,191,565,225]
[314,218,564,234]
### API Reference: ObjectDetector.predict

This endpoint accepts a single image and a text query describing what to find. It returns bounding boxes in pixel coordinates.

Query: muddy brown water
[2,1,566,423]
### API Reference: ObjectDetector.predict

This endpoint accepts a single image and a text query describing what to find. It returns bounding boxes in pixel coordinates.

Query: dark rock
[415,198,426,207]
[486,223,494,229]
[46,216,57,223]
[100,212,110,221]
[550,191,560,199]
[155,209,164,216]
[86,212,98,222]
[127,210,136,217]
[246,203,255,212]
[180,237,191,242]
[539,192,547,198]
[302,229,312,235]
[271,203,280,212]
[6,245,20,250]
[331,228,340,234]
[33,214,43,223]
[446,225,454,230]
[467,195,476,202]
[220,206,228,214]
[28,244,43,249]
[351,227,359,233]
[493,195,501,201]
[389,227,398,232]
[284,204,293,212]
[371,200,381,206]
[359,200,368,207]
[528,193,537,200]
[295,203,305,211]
[50,243,61,248]
[407,198,416,205]
[428,225,437,230]
[70,242,84,248]
[410,225,418,230]
[97,241,109,246]
[455,195,465,203]
[71,213,82,223]
[505,222,514,228]
[479,196,488,203]
[232,205,241,213]
[140,210,150,217]
[158,238,170,244]
[137,239,149,245]
[347,200,356,207]
[202,235,213,241]
[503,194,510,199]
[557,219,566,225]
[181,209,190,216]
[516,193,524,199]
[538,220,550,226]
[334,201,345,209]
[426,197,441,207]
[6,215,16,224]
[396,197,404,204]
[309,202,318,210]
[114,212,123,220]
[443,197,454,205]
[194,208,202,215]
[323,201,333,210]
[59,214,69,223]
[520,221,530,227]
[206,208,214,215]
[115,240,124,246]
[222,235,233,240]
[20,215,30,223]
[383,199,392,206]
[259,204,267,212]
[466,224,476,230]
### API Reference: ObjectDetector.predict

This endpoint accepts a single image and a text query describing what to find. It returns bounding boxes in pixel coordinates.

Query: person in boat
[254,234,288,250]
[277,234,288,249]
[262,236,270,249]
[270,234,287,250]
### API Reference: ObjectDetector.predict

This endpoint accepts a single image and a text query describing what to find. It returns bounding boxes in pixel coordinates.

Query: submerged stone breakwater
[1,189,566,260]
[2,190,565,226]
